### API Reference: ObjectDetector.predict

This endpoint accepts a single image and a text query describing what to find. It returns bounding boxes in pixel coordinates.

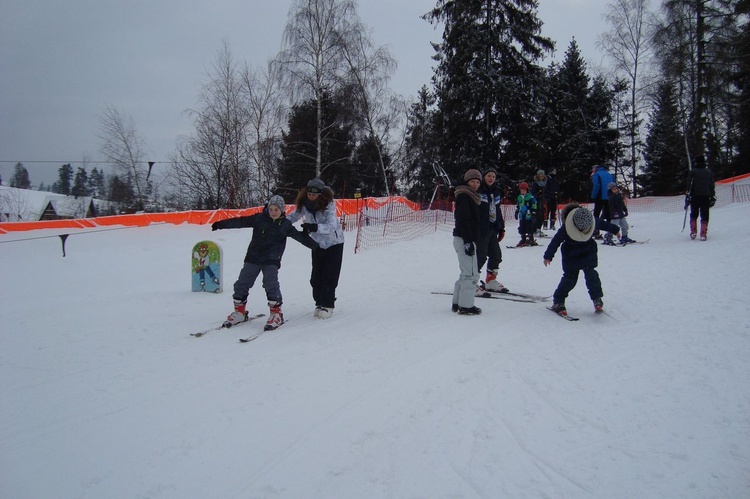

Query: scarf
[455,185,481,205]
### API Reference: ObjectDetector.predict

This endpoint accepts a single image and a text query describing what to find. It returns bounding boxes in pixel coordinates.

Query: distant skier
[603,182,637,245]
[514,182,538,247]
[686,165,716,241]
[590,164,615,238]
[543,203,620,317]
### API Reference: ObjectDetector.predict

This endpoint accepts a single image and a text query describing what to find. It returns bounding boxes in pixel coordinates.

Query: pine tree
[71,167,88,197]
[642,80,686,195]
[10,162,31,189]
[403,86,442,203]
[425,0,553,181]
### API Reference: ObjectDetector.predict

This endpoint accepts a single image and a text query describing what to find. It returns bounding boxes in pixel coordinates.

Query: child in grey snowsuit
[604,182,636,245]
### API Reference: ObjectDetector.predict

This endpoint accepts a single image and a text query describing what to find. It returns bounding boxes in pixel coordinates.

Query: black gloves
[514,209,519,220]
[709,196,716,207]
[302,223,318,233]
[211,221,225,231]
[498,230,505,242]
[464,242,475,256]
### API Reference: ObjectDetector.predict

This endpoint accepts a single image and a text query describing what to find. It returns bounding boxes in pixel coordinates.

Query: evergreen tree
[350,134,392,197]
[403,87,442,202]
[52,163,73,195]
[10,162,31,189]
[276,93,356,197]
[87,168,106,198]
[71,167,88,197]
[425,0,554,182]
[642,80,686,195]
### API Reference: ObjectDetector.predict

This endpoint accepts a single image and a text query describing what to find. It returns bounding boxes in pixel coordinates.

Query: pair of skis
[190,313,285,342]
[432,288,551,304]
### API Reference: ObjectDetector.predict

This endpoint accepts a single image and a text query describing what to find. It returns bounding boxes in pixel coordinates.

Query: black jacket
[452,184,481,245]
[544,218,619,272]
[687,167,715,197]
[212,209,318,267]
[545,174,560,201]
[478,181,505,235]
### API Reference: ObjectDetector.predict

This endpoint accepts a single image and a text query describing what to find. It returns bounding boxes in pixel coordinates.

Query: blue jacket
[591,166,615,201]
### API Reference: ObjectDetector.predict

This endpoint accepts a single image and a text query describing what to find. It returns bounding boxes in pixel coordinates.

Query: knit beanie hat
[464,169,482,183]
[565,207,595,242]
[267,195,285,211]
[519,181,529,190]
[607,181,617,191]
[483,167,498,178]
[536,169,545,176]
[307,178,326,194]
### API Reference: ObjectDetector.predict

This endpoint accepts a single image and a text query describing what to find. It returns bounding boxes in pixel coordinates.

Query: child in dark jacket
[515,182,538,246]
[543,203,620,316]
[211,195,319,330]
[604,182,636,245]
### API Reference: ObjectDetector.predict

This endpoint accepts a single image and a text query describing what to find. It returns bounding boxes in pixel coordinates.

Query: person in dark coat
[476,167,506,292]
[544,167,560,230]
[452,169,483,315]
[686,165,716,240]
[212,195,319,329]
[531,169,547,236]
[543,203,620,315]
[604,182,636,245]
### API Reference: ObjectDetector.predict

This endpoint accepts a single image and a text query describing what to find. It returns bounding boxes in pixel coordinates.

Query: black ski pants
[310,242,344,309]
[553,266,603,305]
[476,230,503,274]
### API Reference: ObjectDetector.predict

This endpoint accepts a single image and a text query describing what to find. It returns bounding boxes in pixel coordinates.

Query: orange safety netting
[0,196,419,235]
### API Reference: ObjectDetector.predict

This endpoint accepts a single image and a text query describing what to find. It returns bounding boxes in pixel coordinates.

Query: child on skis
[543,203,620,316]
[211,195,319,331]
[514,182,538,246]
[604,182,636,245]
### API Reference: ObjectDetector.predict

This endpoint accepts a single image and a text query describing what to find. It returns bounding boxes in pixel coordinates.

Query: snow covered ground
[2,204,749,498]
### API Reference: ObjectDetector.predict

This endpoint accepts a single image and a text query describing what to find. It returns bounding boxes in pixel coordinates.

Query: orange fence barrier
[0,196,420,235]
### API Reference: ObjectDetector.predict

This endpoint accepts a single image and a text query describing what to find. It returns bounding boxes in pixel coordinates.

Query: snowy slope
[1,205,749,498]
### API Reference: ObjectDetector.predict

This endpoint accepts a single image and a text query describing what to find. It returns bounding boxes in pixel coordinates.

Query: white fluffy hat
[565,207,595,242]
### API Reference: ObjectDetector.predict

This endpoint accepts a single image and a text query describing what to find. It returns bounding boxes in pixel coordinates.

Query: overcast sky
[1,0,614,186]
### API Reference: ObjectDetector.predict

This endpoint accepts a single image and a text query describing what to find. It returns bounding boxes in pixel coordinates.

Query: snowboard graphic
[192,240,223,293]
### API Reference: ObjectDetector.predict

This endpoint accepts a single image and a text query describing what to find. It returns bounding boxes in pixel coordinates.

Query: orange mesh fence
[2,185,747,247]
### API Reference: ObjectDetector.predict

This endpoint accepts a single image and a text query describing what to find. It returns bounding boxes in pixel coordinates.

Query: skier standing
[211,195,319,330]
[590,165,615,237]
[514,182,538,247]
[451,169,483,315]
[531,169,547,237]
[544,167,560,230]
[686,165,716,240]
[604,182,636,245]
[543,203,620,316]
[476,167,506,292]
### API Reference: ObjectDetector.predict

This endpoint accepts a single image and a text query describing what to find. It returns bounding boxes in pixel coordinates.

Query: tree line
[13,0,746,212]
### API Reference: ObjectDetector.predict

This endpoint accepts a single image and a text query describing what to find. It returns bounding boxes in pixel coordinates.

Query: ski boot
[516,239,527,247]
[700,221,708,241]
[484,269,506,292]
[690,219,697,240]
[264,301,284,331]
[549,302,567,317]
[458,305,482,315]
[620,236,636,244]
[451,303,459,313]
[225,299,248,327]
[316,306,334,319]
[593,298,604,313]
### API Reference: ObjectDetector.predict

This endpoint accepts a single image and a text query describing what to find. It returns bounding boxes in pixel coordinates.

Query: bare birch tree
[170,42,254,208]
[599,0,656,194]
[340,23,405,196]
[241,60,287,197]
[98,105,148,208]
[278,0,359,178]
